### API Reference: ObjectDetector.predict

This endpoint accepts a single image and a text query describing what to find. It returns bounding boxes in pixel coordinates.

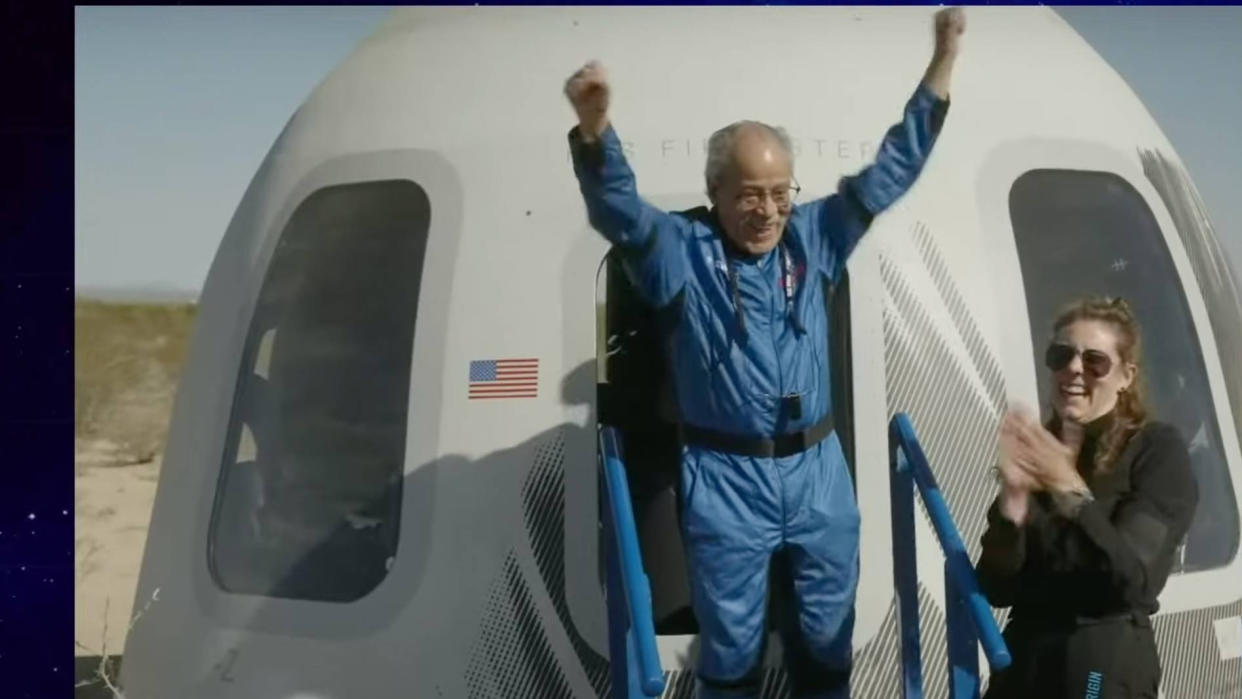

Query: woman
[976,297,1198,698]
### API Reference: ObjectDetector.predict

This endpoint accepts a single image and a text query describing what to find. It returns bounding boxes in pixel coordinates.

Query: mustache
[746,220,782,230]
[746,216,783,226]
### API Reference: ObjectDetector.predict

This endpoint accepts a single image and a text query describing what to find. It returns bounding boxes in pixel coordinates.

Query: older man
[565,9,964,697]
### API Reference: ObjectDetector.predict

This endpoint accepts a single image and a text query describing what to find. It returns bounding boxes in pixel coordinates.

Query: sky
[74,6,392,296]
[74,6,1242,297]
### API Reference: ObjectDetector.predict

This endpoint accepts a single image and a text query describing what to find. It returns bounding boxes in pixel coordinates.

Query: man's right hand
[564,60,611,141]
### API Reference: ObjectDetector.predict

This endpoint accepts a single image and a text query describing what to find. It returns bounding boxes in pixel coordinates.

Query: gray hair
[704,120,794,198]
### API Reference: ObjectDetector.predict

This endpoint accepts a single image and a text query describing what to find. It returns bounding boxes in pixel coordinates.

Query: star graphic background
[2,3,75,696]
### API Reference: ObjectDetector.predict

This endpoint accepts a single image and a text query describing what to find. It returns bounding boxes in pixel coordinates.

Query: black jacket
[975,416,1199,620]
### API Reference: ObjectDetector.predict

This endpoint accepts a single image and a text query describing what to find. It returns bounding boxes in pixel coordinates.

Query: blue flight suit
[570,82,948,697]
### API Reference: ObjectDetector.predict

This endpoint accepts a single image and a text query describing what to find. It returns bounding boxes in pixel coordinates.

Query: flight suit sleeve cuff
[912,81,950,135]
[568,124,623,173]
[986,498,1024,546]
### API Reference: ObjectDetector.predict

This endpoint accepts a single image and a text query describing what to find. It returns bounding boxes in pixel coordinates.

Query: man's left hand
[934,7,966,58]
[923,7,964,99]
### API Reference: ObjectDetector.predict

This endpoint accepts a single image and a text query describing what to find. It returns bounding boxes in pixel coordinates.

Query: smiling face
[1047,319,1138,425]
[709,126,794,256]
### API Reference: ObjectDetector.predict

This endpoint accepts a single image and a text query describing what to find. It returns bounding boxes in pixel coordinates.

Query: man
[565,8,964,697]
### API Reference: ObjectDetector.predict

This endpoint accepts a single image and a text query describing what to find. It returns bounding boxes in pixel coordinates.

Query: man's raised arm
[850,8,962,214]
[564,61,687,307]
[814,8,965,273]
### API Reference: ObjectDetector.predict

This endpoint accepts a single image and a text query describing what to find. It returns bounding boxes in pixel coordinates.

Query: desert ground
[74,300,196,690]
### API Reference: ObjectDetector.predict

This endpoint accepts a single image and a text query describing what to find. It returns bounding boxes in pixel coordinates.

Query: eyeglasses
[735,182,801,212]
[1044,342,1114,378]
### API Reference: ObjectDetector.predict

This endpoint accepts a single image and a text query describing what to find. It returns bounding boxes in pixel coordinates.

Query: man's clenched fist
[564,60,611,139]
[934,7,966,58]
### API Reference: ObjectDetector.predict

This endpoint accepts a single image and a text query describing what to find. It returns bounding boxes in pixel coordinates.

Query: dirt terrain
[74,300,195,670]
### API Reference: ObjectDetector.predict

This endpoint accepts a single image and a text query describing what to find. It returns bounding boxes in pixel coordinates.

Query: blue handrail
[599,426,666,697]
[889,412,1011,699]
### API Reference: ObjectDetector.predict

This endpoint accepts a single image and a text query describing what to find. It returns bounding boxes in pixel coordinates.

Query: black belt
[679,413,834,459]
[1013,608,1151,630]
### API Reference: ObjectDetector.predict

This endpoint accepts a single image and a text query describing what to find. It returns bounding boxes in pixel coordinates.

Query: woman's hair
[1047,296,1150,474]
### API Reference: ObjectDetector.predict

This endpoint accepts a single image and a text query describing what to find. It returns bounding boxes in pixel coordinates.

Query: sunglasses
[1044,343,1113,378]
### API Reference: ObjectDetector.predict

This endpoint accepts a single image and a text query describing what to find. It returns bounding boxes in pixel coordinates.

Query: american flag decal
[468,358,539,399]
